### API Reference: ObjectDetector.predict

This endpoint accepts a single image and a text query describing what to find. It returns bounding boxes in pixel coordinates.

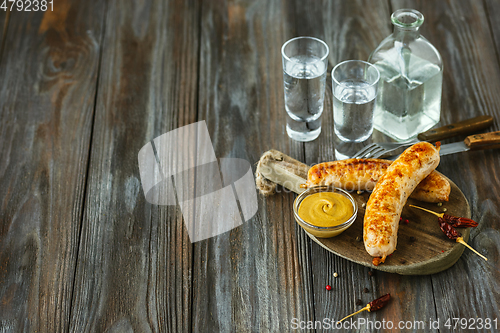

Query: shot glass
[331,60,380,159]
[281,37,329,142]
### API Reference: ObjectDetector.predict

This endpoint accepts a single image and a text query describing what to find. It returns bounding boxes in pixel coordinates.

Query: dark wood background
[0,0,499,332]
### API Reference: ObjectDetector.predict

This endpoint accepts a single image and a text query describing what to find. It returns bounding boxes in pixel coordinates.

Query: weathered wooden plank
[485,2,500,113]
[0,2,105,332]
[69,0,200,332]
[391,0,500,324]
[0,10,8,58]
[191,0,316,331]
[295,0,440,329]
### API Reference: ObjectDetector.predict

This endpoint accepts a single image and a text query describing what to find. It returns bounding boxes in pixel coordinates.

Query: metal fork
[351,139,419,159]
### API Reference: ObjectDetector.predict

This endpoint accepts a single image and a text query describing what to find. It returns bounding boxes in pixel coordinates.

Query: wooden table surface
[1,0,500,332]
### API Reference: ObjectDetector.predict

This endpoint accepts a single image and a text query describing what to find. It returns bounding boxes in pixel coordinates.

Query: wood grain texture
[391,0,500,324]
[485,0,500,65]
[296,0,437,329]
[192,0,316,331]
[0,0,498,331]
[0,10,8,61]
[68,0,200,332]
[0,1,105,332]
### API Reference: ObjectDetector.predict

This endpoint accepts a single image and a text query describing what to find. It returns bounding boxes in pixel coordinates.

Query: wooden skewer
[409,204,444,218]
[456,237,488,261]
[337,305,370,324]
[410,205,487,261]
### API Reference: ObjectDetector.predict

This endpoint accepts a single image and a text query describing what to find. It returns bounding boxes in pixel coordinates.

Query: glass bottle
[368,9,443,141]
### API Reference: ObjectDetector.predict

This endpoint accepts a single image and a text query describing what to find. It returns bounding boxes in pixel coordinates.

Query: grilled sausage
[363,142,440,264]
[306,158,450,203]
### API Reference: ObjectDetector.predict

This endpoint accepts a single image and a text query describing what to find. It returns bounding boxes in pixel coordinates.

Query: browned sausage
[306,158,450,203]
[364,142,440,263]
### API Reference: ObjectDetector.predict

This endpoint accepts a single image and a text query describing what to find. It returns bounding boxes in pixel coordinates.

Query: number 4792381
[1,0,53,11]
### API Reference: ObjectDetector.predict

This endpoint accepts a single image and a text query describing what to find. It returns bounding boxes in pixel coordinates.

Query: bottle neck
[391,9,423,42]
[393,26,420,42]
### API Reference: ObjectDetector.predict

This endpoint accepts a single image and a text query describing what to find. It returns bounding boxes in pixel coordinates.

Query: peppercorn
[326,285,332,291]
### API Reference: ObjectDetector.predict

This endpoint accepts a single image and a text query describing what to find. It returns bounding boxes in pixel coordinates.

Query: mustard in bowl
[293,186,357,238]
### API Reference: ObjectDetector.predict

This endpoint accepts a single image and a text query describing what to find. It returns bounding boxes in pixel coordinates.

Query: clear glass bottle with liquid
[368,9,443,141]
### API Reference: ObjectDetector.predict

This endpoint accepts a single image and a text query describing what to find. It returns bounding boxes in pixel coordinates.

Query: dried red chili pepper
[437,218,488,261]
[368,293,391,312]
[438,217,461,240]
[408,206,487,261]
[409,205,478,228]
[442,214,478,228]
[337,294,391,323]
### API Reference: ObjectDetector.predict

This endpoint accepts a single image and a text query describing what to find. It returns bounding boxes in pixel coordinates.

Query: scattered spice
[442,208,447,212]
[363,288,370,293]
[404,219,409,224]
[326,285,332,291]
[437,202,443,207]
[357,190,362,195]
[356,236,362,242]
[441,250,444,253]
[333,272,338,278]
[356,299,363,306]
[362,203,366,208]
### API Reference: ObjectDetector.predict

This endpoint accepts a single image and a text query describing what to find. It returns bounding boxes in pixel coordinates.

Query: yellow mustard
[298,192,353,227]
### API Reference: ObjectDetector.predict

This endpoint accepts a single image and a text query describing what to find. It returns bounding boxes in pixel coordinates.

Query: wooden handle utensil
[417,115,494,142]
[464,131,500,147]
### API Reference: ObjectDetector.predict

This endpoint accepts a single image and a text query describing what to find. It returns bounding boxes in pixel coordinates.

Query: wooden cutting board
[257,149,471,275]
[307,177,470,275]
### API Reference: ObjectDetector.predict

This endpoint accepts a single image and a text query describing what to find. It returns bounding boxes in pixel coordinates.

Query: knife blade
[439,141,470,155]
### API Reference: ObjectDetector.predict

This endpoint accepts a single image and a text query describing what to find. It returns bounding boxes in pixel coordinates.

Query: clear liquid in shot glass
[283,55,327,142]
[333,80,377,143]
